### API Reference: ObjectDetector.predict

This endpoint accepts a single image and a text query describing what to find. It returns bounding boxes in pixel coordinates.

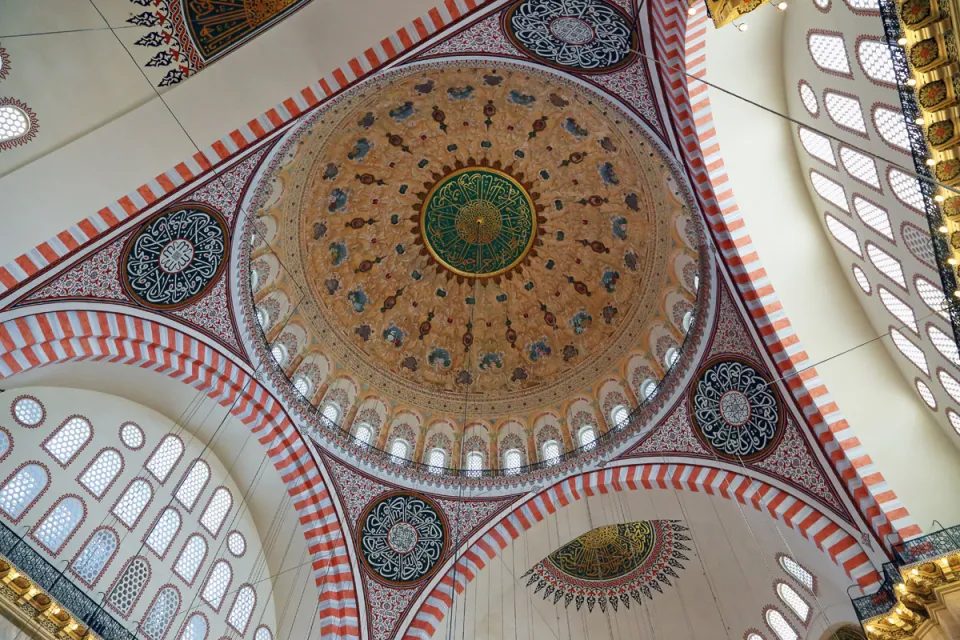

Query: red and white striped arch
[401,463,881,640]
[648,0,919,545]
[0,310,360,640]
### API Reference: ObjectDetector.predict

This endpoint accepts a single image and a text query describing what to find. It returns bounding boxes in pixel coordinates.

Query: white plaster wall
[704,9,960,531]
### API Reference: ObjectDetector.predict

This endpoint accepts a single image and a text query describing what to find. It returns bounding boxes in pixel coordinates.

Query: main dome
[252,61,699,417]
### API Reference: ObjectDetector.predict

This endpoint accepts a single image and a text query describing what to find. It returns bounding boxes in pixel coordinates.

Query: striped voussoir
[401,464,881,640]
[0,0,493,299]
[648,0,920,546]
[0,310,360,639]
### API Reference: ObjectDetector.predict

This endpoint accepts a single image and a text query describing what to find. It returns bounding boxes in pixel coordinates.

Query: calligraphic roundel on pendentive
[503,0,639,74]
[357,491,449,587]
[120,204,229,310]
[688,356,785,462]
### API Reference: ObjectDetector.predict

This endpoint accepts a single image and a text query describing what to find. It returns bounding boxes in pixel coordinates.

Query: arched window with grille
[255,626,274,640]
[78,448,123,499]
[891,327,929,374]
[940,369,960,403]
[465,451,484,476]
[611,405,629,429]
[270,343,288,366]
[776,582,811,623]
[321,401,341,426]
[640,379,658,401]
[929,325,960,367]
[146,435,184,484]
[174,460,210,511]
[917,379,937,409]
[200,487,233,537]
[853,264,872,294]
[427,448,446,471]
[824,91,867,135]
[879,287,918,332]
[765,608,799,640]
[916,276,949,319]
[43,416,92,466]
[799,81,819,116]
[778,555,815,593]
[227,585,257,634]
[577,425,597,450]
[541,440,561,464]
[0,463,48,521]
[857,38,896,85]
[174,534,208,585]
[390,438,409,461]
[145,507,182,558]
[31,495,85,554]
[106,556,151,617]
[354,423,373,445]
[948,408,960,433]
[70,527,119,586]
[874,106,911,151]
[810,171,849,212]
[0,102,36,149]
[503,449,523,474]
[201,560,233,611]
[798,127,836,166]
[293,375,312,398]
[140,586,180,640]
[839,146,880,189]
[664,347,680,369]
[825,214,862,257]
[112,478,153,529]
[807,32,851,75]
[853,195,893,239]
[179,613,208,640]
[866,242,906,287]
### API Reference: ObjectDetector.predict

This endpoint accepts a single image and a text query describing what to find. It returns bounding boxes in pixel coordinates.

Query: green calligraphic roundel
[420,167,537,277]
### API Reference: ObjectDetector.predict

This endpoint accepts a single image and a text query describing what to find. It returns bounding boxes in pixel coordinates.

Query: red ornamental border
[401,463,881,639]
[0,310,359,639]
[648,0,918,545]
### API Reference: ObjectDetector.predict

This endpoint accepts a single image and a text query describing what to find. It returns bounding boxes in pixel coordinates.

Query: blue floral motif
[347,288,368,313]
[563,118,588,138]
[569,310,593,335]
[447,86,475,100]
[428,347,452,369]
[479,352,504,370]
[598,162,619,185]
[328,188,348,213]
[389,101,415,121]
[347,138,372,160]
[382,323,406,348]
[508,90,536,106]
[328,241,348,266]
[611,215,627,240]
[527,338,552,361]
[601,268,620,293]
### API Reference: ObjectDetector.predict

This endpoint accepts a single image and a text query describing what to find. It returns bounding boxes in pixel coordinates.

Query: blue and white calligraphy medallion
[358,492,448,586]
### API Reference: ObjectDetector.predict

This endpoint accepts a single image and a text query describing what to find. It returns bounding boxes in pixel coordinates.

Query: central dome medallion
[419,165,538,278]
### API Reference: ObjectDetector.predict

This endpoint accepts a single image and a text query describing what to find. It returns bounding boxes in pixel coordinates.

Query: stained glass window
[112,479,153,528]
[0,464,48,519]
[857,38,896,84]
[180,614,208,640]
[120,423,144,449]
[799,81,819,116]
[71,528,118,585]
[227,586,256,633]
[811,172,849,211]
[808,33,850,74]
[917,379,937,409]
[776,582,811,622]
[146,436,184,484]
[928,325,960,367]
[826,214,862,256]
[228,530,246,557]
[145,508,182,556]
[891,328,929,374]
[798,127,835,166]
[940,370,960,403]
[916,276,949,319]
[825,92,867,134]
[44,417,92,465]
[853,196,893,239]
[779,555,815,592]
[201,560,233,610]
[174,534,207,584]
[875,107,911,150]
[766,609,798,640]
[13,397,43,426]
[175,460,210,511]
[200,487,232,536]
[867,243,906,287]
[853,265,871,293]
[33,496,84,552]
[79,449,123,499]
[879,287,917,332]
[141,587,179,639]
[840,147,880,188]
[107,557,150,616]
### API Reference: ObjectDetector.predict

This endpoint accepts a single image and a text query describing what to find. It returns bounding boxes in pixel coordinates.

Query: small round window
[12,396,44,427]
[0,102,34,147]
[227,530,246,557]
[120,422,145,450]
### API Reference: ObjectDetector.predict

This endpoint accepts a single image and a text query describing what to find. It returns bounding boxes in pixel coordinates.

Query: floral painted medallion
[358,492,448,586]
[121,204,228,309]
[688,357,784,462]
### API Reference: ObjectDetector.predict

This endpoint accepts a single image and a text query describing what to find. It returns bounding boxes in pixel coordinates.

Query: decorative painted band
[400,463,880,639]
[0,0,494,299]
[648,0,919,547]
[0,310,360,639]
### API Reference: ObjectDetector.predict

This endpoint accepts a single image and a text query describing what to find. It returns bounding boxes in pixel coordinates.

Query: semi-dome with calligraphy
[255,60,701,413]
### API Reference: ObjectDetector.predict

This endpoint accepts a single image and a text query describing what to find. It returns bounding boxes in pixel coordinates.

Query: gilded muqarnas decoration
[689,357,784,462]
[503,0,638,73]
[417,164,542,279]
[127,0,309,87]
[121,205,229,309]
[523,520,691,612]
[358,492,448,586]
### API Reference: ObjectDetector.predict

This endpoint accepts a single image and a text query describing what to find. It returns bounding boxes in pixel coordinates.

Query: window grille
[915,276,949,319]
[853,196,893,239]
[174,535,207,584]
[839,147,880,188]
[180,614,207,640]
[874,107,911,151]
[141,587,179,640]
[917,380,937,409]
[145,508,182,556]
[611,405,629,429]
[811,172,849,212]
[112,479,152,528]
[779,555,815,591]
[766,609,799,640]
[428,448,445,469]
[826,214,862,256]
[879,287,917,332]
[13,397,43,426]
[776,582,811,622]
[542,440,561,464]
[852,265,871,293]
[928,325,960,367]
[640,379,658,400]
[891,328,929,374]
[33,496,84,552]
[79,449,123,499]
[354,423,372,444]
[825,92,867,133]
[200,487,232,536]
[201,561,232,610]
[71,528,118,585]
[504,449,523,473]
[120,423,144,449]
[857,38,896,84]
[175,460,210,511]
[390,439,409,460]
[0,106,31,143]
[0,464,48,520]
[808,33,850,74]
[146,436,183,483]
[867,243,906,287]
[798,82,819,115]
[798,127,835,166]
[227,586,256,633]
[107,557,150,616]
[227,531,246,557]
[44,417,92,465]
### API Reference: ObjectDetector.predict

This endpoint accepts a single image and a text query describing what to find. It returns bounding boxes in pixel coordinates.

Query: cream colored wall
[0,0,438,265]
[704,10,960,531]
[432,485,859,639]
